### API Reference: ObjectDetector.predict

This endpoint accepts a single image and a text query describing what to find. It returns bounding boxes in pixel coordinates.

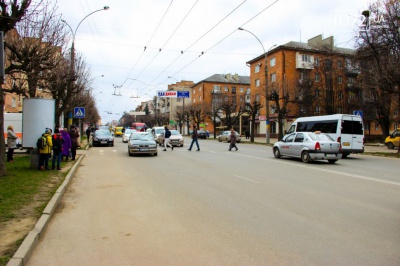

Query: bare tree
[244,94,263,142]
[356,0,400,146]
[0,0,33,176]
[3,1,68,98]
[218,94,246,130]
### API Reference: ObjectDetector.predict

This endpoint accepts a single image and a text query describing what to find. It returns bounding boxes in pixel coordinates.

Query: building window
[232,87,236,94]
[315,58,320,67]
[375,123,379,131]
[213,85,220,93]
[240,96,244,102]
[315,105,320,114]
[302,54,311,63]
[199,95,202,101]
[270,73,276,82]
[240,87,244,92]
[12,98,16,108]
[315,89,320,98]
[245,95,250,103]
[337,60,343,68]
[348,77,355,85]
[338,91,343,99]
[255,93,260,102]
[193,89,196,95]
[255,79,260,87]
[315,73,320,82]
[246,88,251,94]
[270,57,276,67]
[224,86,229,92]
[199,86,202,92]
[255,64,260,73]
[338,76,343,84]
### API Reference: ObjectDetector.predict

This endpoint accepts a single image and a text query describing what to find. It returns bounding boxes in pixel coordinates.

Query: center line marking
[233,174,260,184]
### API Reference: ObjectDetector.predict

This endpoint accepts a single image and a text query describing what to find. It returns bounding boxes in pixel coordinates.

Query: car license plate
[140,148,148,151]
[326,154,336,158]
[101,141,107,144]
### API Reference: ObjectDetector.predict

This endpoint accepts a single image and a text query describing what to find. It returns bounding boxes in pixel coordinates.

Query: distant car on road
[273,131,341,164]
[158,130,184,147]
[122,129,134,143]
[218,130,241,143]
[128,132,158,156]
[92,130,114,147]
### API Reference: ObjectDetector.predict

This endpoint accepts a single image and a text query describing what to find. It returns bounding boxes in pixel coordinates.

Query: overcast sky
[56,0,370,124]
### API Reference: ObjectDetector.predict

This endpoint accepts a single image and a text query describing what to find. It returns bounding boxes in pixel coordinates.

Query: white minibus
[286,114,364,158]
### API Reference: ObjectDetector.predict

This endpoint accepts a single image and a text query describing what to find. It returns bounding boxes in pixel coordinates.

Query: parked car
[217,130,241,143]
[273,131,342,164]
[92,130,114,147]
[198,130,207,139]
[128,132,158,156]
[385,128,400,149]
[122,129,134,143]
[158,130,184,147]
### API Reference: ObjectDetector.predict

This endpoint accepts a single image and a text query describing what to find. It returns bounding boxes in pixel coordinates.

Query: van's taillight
[315,142,321,151]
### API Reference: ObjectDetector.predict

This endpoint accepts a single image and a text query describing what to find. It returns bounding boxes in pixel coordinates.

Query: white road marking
[233,153,400,187]
[233,174,260,184]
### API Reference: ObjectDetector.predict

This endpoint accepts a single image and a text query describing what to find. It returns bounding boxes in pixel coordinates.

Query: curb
[7,147,88,266]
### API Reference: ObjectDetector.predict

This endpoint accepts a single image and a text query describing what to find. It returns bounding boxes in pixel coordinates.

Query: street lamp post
[238,27,276,144]
[62,6,109,136]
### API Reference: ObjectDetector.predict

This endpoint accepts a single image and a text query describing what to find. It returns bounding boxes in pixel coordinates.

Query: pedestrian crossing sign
[74,107,85,118]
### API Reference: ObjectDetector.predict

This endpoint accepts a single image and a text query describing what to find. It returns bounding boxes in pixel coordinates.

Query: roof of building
[192,73,250,87]
[247,34,356,64]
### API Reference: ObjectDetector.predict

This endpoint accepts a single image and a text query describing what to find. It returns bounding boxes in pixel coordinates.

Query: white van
[286,114,364,158]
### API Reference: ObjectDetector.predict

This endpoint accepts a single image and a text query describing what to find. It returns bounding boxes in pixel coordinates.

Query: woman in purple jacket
[61,128,72,161]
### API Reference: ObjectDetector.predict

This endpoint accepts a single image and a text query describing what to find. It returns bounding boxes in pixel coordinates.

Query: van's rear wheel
[328,159,337,164]
[342,153,349,159]
[387,142,395,149]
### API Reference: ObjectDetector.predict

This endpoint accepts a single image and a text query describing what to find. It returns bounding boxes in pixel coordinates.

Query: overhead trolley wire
[136,0,249,96]
[168,0,281,80]
[120,0,174,87]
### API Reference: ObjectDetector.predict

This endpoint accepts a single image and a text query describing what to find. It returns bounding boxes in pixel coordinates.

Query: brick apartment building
[190,73,250,135]
[245,34,371,138]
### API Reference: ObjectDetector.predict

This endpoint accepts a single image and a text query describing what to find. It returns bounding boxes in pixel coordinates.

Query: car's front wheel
[301,151,311,163]
[273,147,281,158]
[328,159,337,164]
[387,142,395,149]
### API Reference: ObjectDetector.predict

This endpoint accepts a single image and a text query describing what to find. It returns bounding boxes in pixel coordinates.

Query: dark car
[198,130,207,139]
[92,130,114,147]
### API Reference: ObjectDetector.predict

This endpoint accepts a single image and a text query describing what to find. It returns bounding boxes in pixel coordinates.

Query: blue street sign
[177,91,190,98]
[74,107,85,118]
[353,110,363,118]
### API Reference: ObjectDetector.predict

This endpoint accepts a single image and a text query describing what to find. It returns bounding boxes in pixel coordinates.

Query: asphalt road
[27,137,400,266]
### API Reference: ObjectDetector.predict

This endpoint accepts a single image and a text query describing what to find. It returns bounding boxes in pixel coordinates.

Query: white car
[158,130,184,147]
[122,129,134,143]
[273,131,342,163]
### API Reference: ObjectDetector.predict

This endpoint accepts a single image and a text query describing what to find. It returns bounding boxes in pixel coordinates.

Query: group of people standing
[37,125,80,171]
